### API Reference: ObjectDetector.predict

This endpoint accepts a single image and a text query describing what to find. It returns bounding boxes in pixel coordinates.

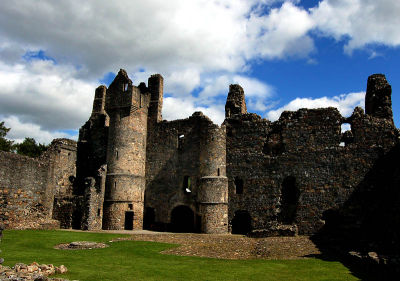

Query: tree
[0,121,14,152]
[14,137,48,158]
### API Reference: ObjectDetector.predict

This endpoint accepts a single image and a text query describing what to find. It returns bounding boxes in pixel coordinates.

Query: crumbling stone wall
[145,110,228,233]
[0,138,76,229]
[225,75,399,235]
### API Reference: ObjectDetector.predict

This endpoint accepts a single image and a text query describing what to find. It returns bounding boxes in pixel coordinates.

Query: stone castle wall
[1,70,398,249]
[0,138,76,229]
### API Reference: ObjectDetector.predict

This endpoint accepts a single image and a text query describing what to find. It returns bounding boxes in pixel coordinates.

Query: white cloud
[0,0,399,142]
[2,115,75,144]
[266,91,365,121]
[0,60,96,132]
[312,0,400,53]
[163,97,225,125]
[0,0,317,79]
[246,2,315,59]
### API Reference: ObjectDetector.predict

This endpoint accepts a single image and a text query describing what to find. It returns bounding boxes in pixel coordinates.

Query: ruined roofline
[225,73,395,128]
[156,111,224,129]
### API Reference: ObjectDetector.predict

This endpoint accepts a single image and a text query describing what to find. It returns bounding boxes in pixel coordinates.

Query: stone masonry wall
[0,151,52,229]
[145,112,219,231]
[225,75,399,235]
[0,138,77,230]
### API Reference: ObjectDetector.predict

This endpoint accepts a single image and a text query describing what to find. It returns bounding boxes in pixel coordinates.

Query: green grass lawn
[1,230,358,281]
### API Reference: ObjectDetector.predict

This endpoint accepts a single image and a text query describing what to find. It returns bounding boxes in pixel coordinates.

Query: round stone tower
[102,69,149,230]
[198,124,228,234]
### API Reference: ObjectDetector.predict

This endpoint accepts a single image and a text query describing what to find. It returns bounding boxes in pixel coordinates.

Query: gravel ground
[114,233,321,260]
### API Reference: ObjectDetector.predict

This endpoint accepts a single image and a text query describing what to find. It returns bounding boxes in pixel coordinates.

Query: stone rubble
[0,263,70,281]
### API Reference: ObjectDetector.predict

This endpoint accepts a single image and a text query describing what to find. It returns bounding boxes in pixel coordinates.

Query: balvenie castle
[1,70,399,255]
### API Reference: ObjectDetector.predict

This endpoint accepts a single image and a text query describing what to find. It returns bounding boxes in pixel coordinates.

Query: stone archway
[170,205,194,233]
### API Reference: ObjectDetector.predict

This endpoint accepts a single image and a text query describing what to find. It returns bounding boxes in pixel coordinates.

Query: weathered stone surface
[0,263,68,281]
[0,139,76,230]
[55,241,108,250]
[0,72,399,276]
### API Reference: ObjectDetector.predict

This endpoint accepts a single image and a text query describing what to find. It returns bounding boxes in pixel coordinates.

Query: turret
[148,74,163,124]
[225,84,247,118]
[102,69,150,230]
[197,124,228,234]
[365,74,393,124]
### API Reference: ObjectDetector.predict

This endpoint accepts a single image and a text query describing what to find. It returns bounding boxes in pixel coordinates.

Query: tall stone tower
[198,124,229,233]
[102,69,150,230]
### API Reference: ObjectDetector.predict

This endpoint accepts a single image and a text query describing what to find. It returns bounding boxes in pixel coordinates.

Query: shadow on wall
[311,143,400,280]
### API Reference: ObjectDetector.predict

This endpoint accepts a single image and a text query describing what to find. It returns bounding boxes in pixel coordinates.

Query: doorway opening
[231,210,252,234]
[124,211,134,230]
[170,205,194,233]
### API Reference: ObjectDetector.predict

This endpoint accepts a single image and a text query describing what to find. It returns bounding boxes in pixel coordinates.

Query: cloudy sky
[1,0,400,143]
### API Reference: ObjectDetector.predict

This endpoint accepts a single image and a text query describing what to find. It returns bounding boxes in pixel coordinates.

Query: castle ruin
[1,71,399,253]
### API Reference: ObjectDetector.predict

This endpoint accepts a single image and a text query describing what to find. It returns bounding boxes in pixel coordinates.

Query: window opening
[341,123,351,132]
[218,168,220,176]
[97,209,101,216]
[128,203,133,210]
[178,134,185,150]
[234,177,243,194]
[183,176,191,193]
[340,123,353,146]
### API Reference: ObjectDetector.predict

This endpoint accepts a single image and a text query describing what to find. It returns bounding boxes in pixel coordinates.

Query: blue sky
[0,0,400,143]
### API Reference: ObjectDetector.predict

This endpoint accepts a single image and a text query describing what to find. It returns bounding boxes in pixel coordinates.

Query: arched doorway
[170,205,194,233]
[231,210,252,235]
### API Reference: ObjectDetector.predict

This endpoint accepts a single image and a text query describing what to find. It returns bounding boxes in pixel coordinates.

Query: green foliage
[14,137,48,157]
[2,230,358,281]
[0,121,14,152]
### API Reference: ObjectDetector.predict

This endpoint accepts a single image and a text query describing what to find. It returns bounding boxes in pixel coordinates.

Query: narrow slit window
[97,209,101,216]
[128,203,133,210]
[183,176,191,193]
[178,134,185,150]
[218,168,220,176]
